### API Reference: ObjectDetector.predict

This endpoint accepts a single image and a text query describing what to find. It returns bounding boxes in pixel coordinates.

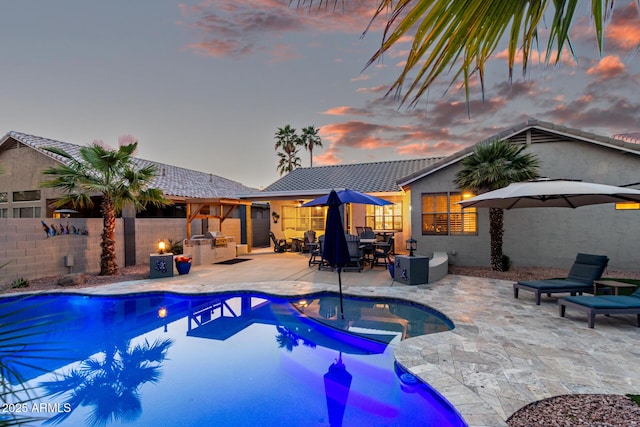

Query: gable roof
[244,158,443,200]
[398,119,640,187]
[1,131,256,200]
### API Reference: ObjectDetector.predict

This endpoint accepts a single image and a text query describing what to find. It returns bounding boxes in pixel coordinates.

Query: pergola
[182,197,253,245]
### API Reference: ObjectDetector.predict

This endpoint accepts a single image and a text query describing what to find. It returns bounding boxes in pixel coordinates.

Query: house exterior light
[406,238,417,257]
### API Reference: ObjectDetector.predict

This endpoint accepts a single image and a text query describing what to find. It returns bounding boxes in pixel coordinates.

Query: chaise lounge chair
[559,286,640,328]
[513,253,609,305]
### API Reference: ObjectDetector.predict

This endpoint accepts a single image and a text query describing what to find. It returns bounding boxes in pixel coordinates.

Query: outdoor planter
[175,256,192,275]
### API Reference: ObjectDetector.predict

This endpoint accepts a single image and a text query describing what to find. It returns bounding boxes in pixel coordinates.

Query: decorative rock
[58,273,86,287]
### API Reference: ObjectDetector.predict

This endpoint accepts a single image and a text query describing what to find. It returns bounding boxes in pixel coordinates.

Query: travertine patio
[16,250,640,427]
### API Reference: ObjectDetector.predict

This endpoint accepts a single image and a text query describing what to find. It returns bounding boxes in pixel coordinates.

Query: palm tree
[274,125,303,175]
[301,126,323,167]
[309,0,621,106]
[40,139,171,276]
[454,139,540,271]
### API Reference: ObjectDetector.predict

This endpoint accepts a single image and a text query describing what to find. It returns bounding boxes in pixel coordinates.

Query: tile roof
[398,119,640,187]
[613,132,640,144]
[260,158,444,194]
[3,131,256,199]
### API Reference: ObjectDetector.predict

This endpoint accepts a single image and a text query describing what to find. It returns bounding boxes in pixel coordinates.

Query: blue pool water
[0,292,466,427]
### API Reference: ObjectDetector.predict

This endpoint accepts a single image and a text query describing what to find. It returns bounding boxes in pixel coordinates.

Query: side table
[593,279,637,295]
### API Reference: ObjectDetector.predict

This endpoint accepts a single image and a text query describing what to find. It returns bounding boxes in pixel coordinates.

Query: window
[13,207,41,218]
[0,192,7,203]
[281,206,326,232]
[0,208,7,218]
[422,193,476,235]
[615,202,640,210]
[365,203,402,231]
[13,190,41,202]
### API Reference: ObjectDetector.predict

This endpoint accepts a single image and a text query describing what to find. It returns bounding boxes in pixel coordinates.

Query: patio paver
[12,250,640,427]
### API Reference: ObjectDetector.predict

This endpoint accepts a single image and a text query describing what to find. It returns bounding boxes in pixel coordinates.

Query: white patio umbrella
[458,179,640,210]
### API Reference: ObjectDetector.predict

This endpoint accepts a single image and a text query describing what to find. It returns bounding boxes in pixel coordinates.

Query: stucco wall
[0,141,65,217]
[409,137,640,270]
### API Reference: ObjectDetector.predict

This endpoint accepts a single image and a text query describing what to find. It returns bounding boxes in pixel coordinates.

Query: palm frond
[308,0,617,106]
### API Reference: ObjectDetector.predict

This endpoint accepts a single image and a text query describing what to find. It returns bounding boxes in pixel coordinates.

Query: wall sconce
[158,241,166,254]
[271,211,280,224]
[406,238,417,257]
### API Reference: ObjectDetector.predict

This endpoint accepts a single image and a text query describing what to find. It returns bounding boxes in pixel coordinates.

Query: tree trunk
[489,208,504,271]
[100,197,118,276]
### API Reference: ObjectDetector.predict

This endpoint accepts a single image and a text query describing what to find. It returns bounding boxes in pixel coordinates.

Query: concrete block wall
[0,217,245,286]
[134,219,187,262]
[0,218,119,283]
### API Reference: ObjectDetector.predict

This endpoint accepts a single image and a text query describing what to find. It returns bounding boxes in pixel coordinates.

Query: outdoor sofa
[559,287,640,328]
[513,253,609,305]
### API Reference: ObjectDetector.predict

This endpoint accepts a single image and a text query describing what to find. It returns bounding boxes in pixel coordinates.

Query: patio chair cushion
[566,253,610,284]
[561,296,631,309]
[516,279,592,290]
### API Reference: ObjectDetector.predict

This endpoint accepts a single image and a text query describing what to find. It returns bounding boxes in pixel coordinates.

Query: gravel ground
[4,264,640,425]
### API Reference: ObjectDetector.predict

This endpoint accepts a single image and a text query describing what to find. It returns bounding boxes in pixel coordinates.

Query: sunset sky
[1,1,639,189]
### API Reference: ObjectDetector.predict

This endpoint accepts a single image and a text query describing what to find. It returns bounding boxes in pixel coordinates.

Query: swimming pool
[0,292,466,426]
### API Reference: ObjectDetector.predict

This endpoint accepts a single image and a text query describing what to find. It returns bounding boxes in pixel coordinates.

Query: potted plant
[174,255,192,275]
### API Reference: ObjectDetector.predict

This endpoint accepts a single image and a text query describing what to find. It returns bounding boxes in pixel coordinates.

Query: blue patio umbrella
[323,190,351,318]
[301,189,392,207]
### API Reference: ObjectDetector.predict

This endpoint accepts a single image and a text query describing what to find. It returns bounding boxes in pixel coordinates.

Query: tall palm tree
[274,125,303,175]
[309,0,623,106]
[301,125,323,167]
[40,140,171,276]
[454,139,540,271]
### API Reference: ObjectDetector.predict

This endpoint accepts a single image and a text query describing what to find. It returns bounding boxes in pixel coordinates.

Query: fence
[0,217,240,285]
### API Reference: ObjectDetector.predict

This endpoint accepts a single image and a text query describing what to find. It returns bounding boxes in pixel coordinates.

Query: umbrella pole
[338,267,345,319]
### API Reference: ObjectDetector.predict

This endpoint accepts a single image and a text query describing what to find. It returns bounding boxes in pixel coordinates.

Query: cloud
[314,146,343,165]
[355,85,388,94]
[396,140,464,157]
[603,2,640,52]
[586,55,627,78]
[322,106,372,116]
[321,120,395,150]
[180,0,378,59]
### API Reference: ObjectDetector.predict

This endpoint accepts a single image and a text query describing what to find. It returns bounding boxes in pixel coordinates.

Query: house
[399,119,640,271]
[239,158,444,249]
[0,131,261,238]
[0,131,266,281]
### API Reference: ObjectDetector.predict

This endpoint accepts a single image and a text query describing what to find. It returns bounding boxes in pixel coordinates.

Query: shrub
[501,254,512,272]
[166,239,184,255]
[10,277,29,289]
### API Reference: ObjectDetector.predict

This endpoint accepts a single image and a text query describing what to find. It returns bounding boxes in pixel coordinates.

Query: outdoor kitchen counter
[183,237,237,265]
